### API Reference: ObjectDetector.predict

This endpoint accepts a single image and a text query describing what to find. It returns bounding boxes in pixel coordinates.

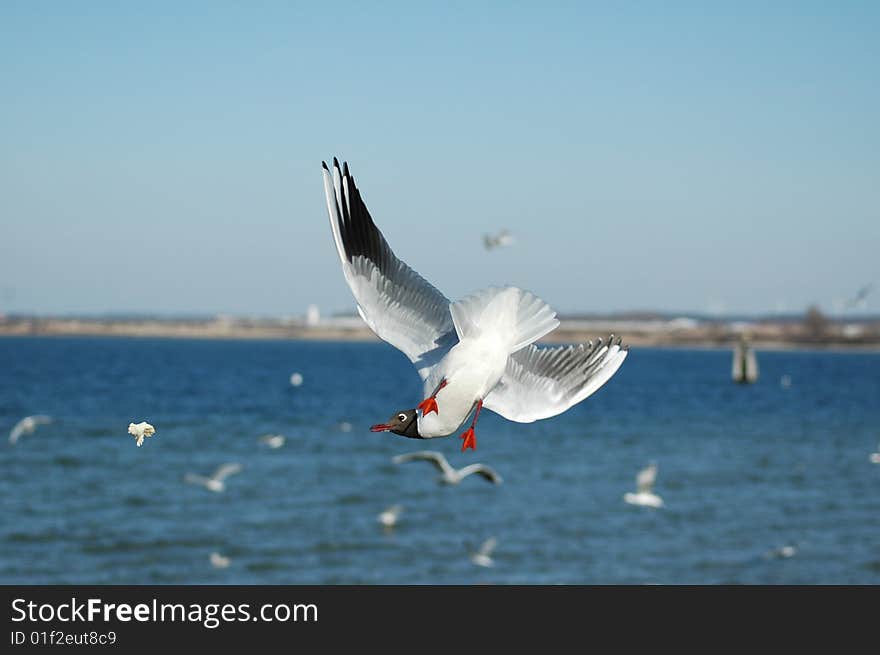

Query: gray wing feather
[483,336,628,422]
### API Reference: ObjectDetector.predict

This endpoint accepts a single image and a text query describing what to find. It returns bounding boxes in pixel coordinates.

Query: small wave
[246,561,287,572]
[52,455,82,468]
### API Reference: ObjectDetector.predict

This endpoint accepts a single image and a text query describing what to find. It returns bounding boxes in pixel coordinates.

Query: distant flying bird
[469,537,498,568]
[623,462,664,508]
[764,545,797,560]
[184,463,243,493]
[846,284,872,309]
[482,229,514,251]
[322,158,627,451]
[377,504,404,529]
[209,552,231,568]
[127,421,156,447]
[8,415,52,445]
[258,434,286,449]
[392,450,503,485]
[289,372,304,387]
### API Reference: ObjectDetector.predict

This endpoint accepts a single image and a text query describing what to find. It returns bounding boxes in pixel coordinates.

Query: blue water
[1,336,878,584]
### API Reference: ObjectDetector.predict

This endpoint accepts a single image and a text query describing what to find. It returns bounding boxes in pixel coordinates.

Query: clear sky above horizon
[2,2,878,318]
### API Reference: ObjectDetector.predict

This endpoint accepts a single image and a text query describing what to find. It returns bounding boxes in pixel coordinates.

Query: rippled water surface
[1,336,878,584]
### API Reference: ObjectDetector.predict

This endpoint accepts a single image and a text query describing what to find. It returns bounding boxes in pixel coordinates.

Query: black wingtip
[343,161,350,177]
[321,161,329,171]
[333,156,340,169]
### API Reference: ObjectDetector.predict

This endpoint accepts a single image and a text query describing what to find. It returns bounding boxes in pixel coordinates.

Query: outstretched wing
[322,159,457,381]
[458,463,503,485]
[478,537,498,557]
[391,450,452,475]
[636,463,657,493]
[212,463,243,481]
[483,336,628,423]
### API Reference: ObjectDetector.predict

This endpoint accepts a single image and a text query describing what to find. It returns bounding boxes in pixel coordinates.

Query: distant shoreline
[2,317,879,352]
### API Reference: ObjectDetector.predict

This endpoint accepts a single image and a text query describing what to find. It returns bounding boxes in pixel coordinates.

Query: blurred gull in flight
[764,545,797,559]
[392,450,502,485]
[289,372,304,387]
[845,284,872,310]
[185,463,243,493]
[209,552,231,568]
[377,504,404,529]
[623,461,664,508]
[9,415,52,445]
[469,537,498,568]
[322,158,627,452]
[482,229,514,251]
[127,421,155,447]
[258,434,286,449]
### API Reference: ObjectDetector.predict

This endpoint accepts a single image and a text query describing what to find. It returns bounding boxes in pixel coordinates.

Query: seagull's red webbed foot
[418,379,448,416]
[418,396,439,415]
[459,398,483,452]
[460,427,476,451]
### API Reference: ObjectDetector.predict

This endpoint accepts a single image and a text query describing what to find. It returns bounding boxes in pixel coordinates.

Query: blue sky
[1,2,877,317]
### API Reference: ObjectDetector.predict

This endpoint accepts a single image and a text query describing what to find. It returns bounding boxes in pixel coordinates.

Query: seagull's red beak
[370,423,393,432]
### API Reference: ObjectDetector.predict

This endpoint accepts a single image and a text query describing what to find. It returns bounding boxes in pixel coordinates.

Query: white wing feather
[457,463,503,484]
[636,463,657,493]
[212,463,242,481]
[322,159,456,381]
[483,336,628,422]
[392,450,454,477]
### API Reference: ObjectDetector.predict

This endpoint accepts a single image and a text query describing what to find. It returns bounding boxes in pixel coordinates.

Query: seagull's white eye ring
[398,413,407,421]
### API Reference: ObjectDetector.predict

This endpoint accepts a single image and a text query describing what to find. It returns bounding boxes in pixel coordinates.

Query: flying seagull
[258,434,286,449]
[469,537,498,568]
[846,284,872,309]
[209,552,231,568]
[9,415,52,445]
[377,504,404,529]
[184,463,243,493]
[322,158,628,451]
[623,461,664,508]
[392,450,503,485]
[483,229,514,251]
[128,421,156,447]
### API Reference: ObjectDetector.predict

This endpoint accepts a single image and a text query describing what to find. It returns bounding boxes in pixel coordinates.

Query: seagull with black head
[322,158,628,451]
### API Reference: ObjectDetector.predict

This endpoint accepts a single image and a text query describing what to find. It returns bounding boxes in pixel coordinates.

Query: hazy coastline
[2,313,878,351]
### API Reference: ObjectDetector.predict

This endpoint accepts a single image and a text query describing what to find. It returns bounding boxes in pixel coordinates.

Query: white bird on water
[128,421,156,447]
[289,372,304,387]
[470,537,498,568]
[209,552,231,568]
[9,415,52,445]
[322,158,628,452]
[184,463,243,493]
[377,504,404,529]
[258,434,286,449]
[623,462,664,508]
[870,442,880,464]
[392,450,503,485]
